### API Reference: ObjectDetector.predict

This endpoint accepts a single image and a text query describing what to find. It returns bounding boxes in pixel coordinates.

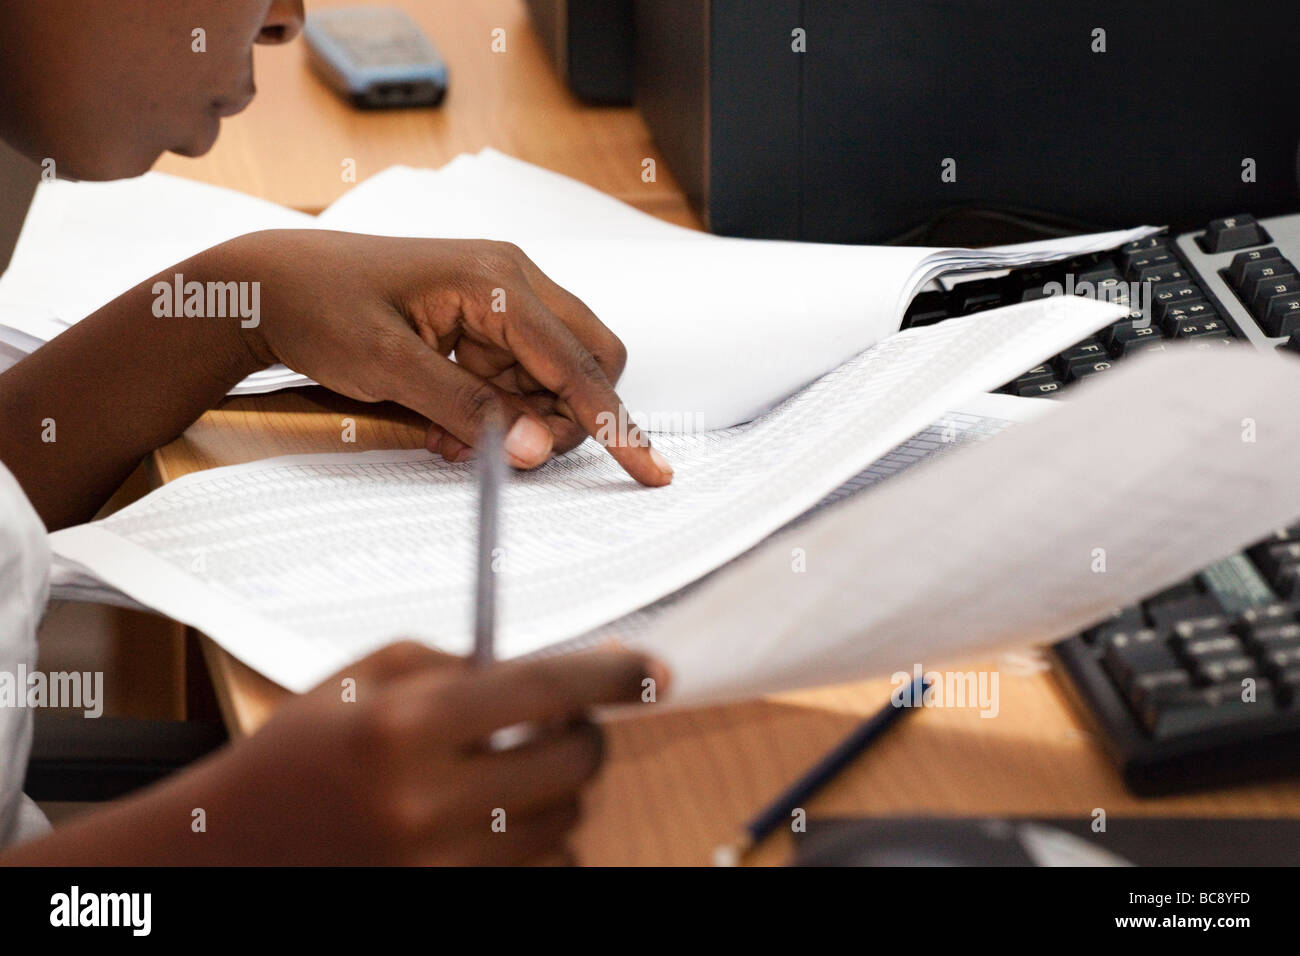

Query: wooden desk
[149,0,1300,866]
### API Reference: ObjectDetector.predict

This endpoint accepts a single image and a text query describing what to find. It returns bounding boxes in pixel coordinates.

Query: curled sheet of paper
[625,346,1300,710]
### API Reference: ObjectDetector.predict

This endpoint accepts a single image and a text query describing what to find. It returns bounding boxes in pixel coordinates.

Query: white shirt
[0,460,51,847]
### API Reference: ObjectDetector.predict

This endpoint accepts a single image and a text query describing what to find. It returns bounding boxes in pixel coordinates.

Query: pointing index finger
[501,287,673,486]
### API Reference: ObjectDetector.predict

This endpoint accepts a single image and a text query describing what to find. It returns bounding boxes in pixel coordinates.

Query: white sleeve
[0,461,50,847]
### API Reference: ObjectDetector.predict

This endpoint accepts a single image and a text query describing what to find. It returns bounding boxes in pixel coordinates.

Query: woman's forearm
[0,749,247,866]
[0,247,267,529]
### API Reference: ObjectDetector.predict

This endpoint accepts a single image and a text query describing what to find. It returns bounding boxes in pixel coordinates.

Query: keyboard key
[1138,682,1275,738]
[1108,322,1162,354]
[1262,525,1300,545]
[1014,379,1063,397]
[1176,634,1244,660]
[1174,323,1229,341]
[1239,263,1297,301]
[1128,340,1172,358]
[904,291,952,328]
[1066,359,1114,382]
[1237,270,1300,308]
[1248,540,1300,578]
[1173,614,1236,640]
[1268,565,1300,599]
[1228,247,1287,287]
[1195,655,1260,685]
[1015,267,1061,302]
[1129,670,1197,721]
[1007,365,1058,397]
[1054,340,1108,374]
[1019,285,1056,303]
[1252,278,1300,317]
[1243,621,1300,650]
[1201,214,1271,253]
[1152,281,1202,304]
[1103,629,1178,693]
[1159,302,1218,332]
[1276,666,1300,705]
[1155,295,1207,325]
[1264,646,1300,674]
[1013,364,1054,385]
[1119,236,1170,266]
[1241,601,1300,628]
[958,282,1005,314]
[1082,606,1145,644]
[1120,235,1169,258]
[1087,277,1129,306]
[1260,297,1300,337]
[1129,669,1192,713]
[1134,265,1190,286]
[1098,284,1134,307]
[1146,580,1202,604]
[1076,264,1124,286]
[1126,253,1177,281]
[1146,593,1224,631]
[905,307,951,328]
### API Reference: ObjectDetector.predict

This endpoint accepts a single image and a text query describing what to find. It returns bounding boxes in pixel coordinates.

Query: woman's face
[0,0,304,180]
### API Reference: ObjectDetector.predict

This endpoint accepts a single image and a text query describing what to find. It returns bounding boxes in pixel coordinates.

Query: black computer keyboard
[900,211,1300,795]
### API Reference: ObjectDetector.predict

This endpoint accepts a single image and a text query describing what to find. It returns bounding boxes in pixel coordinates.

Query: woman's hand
[4,643,667,866]
[214,642,666,865]
[1,227,671,529]
[218,229,673,485]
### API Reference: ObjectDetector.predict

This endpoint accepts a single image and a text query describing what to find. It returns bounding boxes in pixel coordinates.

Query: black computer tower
[636,0,1300,244]
[526,0,635,104]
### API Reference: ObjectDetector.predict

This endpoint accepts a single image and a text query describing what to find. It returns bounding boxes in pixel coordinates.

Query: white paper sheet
[565,391,1050,652]
[0,172,314,322]
[49,296,1121,691]
[315,149,698,241]
[626,346,1300,709]
[0,150,1157,424]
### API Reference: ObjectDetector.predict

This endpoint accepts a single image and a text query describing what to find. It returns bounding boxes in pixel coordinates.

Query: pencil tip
[712,836,752,867]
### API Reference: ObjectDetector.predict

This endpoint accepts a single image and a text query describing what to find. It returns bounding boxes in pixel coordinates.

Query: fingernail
[452,447,477,463]
[649,446,673,477]
[504,416,552,466]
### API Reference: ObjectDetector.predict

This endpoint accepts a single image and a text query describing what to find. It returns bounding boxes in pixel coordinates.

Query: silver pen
[473,419,507,667]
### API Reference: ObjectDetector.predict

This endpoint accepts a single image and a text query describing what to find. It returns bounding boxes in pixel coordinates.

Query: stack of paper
[49,295,1126,692]
[0,150,1157,427]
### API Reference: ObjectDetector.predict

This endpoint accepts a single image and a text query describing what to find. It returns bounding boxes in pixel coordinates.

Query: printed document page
[50,296,1120,692]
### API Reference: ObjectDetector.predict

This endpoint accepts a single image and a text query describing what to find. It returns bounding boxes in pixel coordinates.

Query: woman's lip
[213,91,256,118]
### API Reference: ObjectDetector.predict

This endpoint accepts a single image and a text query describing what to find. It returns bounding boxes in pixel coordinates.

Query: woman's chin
[169,115,222,160]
